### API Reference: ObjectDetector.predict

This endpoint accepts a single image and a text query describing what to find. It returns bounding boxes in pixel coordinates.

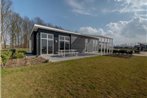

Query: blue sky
[11,0,147,45]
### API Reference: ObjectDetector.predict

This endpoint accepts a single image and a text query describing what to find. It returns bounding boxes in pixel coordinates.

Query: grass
[2,48,29,52]
[1,56,147,98]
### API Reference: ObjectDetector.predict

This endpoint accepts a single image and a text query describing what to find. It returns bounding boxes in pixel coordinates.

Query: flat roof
[31,24,112,39]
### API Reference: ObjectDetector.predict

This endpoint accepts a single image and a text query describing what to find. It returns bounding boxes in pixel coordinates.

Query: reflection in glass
[42,39,47,54]
[60,41,64,50]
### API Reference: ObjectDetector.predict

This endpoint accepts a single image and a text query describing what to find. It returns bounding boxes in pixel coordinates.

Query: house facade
[30,24,113,55]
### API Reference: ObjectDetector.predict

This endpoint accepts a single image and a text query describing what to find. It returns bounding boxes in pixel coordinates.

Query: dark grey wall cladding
[71,35,86,53]
[37,33,41,55]
[54,33,59,54]
[31,31,37,54]
[30,32,34,54]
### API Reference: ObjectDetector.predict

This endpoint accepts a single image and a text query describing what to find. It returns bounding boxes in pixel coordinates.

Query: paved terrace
[133,52,147,57]
[41,53,101,62]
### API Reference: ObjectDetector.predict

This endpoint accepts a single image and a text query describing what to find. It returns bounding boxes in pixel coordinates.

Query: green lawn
[2,56,147,98]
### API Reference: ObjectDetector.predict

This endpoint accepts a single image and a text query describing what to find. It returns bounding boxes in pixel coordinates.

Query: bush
[13,52,25,59]
[113,49,133,55]
[18,50,26,54]
[1,49,26,66]
[10,49,16,57]
[16,52,25,58]
[1,51,12,66]
[9,48,26,59]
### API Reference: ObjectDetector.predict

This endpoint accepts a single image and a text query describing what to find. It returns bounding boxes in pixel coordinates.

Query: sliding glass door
[41,33,54,54]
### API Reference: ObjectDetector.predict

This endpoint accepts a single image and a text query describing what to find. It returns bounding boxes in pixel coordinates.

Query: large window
[41,33,54,54]
[59,35,70,51]
[93,40,99,52]
[85,39,99,52]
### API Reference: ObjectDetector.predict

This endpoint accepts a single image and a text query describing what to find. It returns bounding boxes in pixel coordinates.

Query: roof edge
[31,24,113,39]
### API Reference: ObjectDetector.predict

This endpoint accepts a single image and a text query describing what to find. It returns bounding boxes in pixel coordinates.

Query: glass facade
[85,39,99,52]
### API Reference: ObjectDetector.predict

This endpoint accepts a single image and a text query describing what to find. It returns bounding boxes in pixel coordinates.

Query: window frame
[59,35,70,51]
[40,32,54,54]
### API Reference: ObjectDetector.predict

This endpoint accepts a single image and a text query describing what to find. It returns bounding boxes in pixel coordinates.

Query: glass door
[41,33,47,54]
[47,34,54,54]
[41,33,54,54]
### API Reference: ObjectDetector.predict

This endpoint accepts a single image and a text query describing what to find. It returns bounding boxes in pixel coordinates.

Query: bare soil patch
[5,56,48,67]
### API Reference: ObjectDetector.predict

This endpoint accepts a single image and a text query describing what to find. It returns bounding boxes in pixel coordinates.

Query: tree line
[1,0,63,49]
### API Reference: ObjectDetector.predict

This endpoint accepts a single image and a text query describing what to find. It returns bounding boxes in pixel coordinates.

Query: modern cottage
[30,24,113,56]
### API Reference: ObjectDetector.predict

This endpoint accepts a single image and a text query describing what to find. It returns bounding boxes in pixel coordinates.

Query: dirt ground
[5,56,48,67]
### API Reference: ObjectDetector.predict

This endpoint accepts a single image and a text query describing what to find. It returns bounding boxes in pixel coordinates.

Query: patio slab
[133,52,147,57]
[41,53,101,62]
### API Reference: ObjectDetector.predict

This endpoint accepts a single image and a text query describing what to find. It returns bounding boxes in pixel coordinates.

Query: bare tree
[1,0,64,49]
[1,0,12,48]
[9,12,18,48]
[14,13,22,48]
[33,17,46,25]
[22,17,33,48]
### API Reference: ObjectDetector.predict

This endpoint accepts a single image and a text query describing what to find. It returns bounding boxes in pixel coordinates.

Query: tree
[9,12,18,48]
[1,0,64,49]
[33,17,46,25]
[13,13,23,48]
[1,0,12,48]
[22,17,33,48]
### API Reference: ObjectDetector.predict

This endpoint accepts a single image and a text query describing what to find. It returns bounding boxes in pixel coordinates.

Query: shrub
[9,48,26,59]
[18,50,26,54]
[16,52,25,58]
[113,49,133,55]
[10,49,16,58]
[1,51,12,66]
[13,52,25,59]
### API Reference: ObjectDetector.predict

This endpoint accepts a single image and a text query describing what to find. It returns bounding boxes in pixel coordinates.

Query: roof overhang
[31,24,112,39]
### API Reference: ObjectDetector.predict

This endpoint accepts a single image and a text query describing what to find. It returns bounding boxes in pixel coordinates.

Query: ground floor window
[41,33,54,54]
[93,40,99,52]
[48,40,54,54]
[85,39,99,52]
[59,35,70,51]
[60,41,64,50]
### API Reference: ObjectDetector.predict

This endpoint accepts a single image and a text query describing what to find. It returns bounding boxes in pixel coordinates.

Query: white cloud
[106,17,147,44]
[65,0,97,16]
[66,0,83,10]
[79,26,106,36]
[114,0,147,19]
[65,0,147,18]
[79,17,147,45]
[66,0,147,45]
[79,26,100,34]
